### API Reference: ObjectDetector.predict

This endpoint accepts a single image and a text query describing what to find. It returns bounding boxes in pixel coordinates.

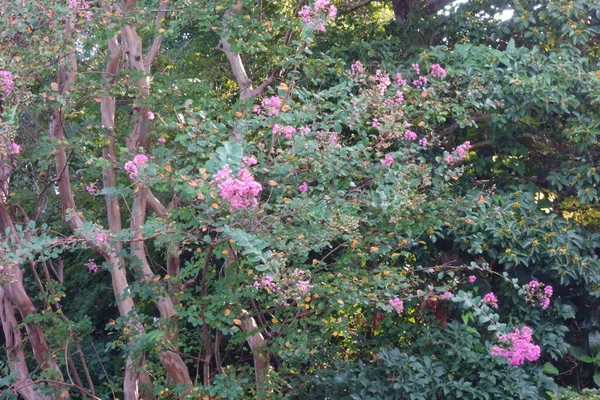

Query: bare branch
[341,0,374,13]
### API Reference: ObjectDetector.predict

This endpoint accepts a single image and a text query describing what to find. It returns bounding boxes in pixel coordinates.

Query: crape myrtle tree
[0,0,599,399]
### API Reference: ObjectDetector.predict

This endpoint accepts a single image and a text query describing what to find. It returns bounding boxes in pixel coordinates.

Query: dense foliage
[0,0,599,399]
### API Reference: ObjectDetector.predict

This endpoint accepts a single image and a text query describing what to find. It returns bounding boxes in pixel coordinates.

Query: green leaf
[206,141,243,173]
[542,362,559,375]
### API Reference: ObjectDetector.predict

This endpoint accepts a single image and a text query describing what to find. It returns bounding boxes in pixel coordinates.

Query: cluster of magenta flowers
[272,124,297,139]
[491,326,541,366]
[254,269,312,302]
[254,95,282,116]
[0,71,13,95]
[482,292,499,309]
[212,164,262,210]
[444,141,472,164]
[85,259,98,273]
[298,0,337,32]
[388,297,404,315]
[124,154,149,179]
[523,280,553,310]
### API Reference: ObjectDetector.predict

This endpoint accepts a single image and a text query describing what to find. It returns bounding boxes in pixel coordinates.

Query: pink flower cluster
[389,297,404,315]
[491,326,541,366]
[10,142,20,154]
[85,259,98,273]
[381,154,394,167]
[242,156,257,167]
[372,70,391,96]
[273,124,297,139]
[395,72,407,86]
[440,291,453,300]
[298,181,309,192]
[412,76,428,88]
[430,64,447,78]
[403,130,417,141]
[68,0,91,21]
[444,141,472,164]
[469,275,477,283]
[299,0,337,32]
[124,154,149,179]
[0,71,13,95]
[411,64,420,75]
[85,183,97,193]
[254,274,279,292]
[483,292,499,309]
[523,280,553,310]
[256,96,282,116]
[350,61,366,76]
[418,137,428,147]
[96,232,109,245]
[213,164,262,209]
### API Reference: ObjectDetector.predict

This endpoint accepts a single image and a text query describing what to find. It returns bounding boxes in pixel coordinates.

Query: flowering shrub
[491,326,541,366]
[212,164,262,209]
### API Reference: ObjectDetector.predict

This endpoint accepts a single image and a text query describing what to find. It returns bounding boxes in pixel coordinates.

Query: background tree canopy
[0,0,599,398]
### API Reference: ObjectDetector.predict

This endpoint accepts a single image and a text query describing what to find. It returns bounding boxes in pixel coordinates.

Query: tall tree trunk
[0,288,54,400]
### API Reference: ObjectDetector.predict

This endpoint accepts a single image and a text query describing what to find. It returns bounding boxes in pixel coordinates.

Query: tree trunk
[0,288,54,400]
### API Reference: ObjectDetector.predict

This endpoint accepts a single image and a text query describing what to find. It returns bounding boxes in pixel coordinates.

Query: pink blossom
[256,274,279,292]
[350,61,366,76]
[523,280,553,310]
[213,164,262,210]
[147,110,155,120]
[96,232,109,245]
[483,292,499,309]
[454,141,471,159]
[388,297,404,314]
[411,63,420,75]
[490,326,541,366]
[158,137,166,144]
[124,162,138,179]
[329,132,339,145]
[373,70,391,95]
[299,126,311,135]
[299,5,312,23]
[327,4,338,18]
[85,259,98,273]
[125,154,148,179]
[85,184,97,193]
[272,124,297,139]
[0,71,13,95]
[412,76,428,88]
[294,269,305,276]
[403,130,417,141]
[260,96,282,116]
[297,280,311,293]
[11,142,20,154]
[440,291,453,299]
[298,181,309,192]
[381,154,394,167]
[418,137,428,147]
[430,64,447,78]
[253,105,262,115]
[443,154,455,164]
[469,275,477,283]
[394,90,404,105]
[395,73,407,86]
[242,156,257,167]
[133,154,149,166]
[371,119,381,129]
[314,0,330,12]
